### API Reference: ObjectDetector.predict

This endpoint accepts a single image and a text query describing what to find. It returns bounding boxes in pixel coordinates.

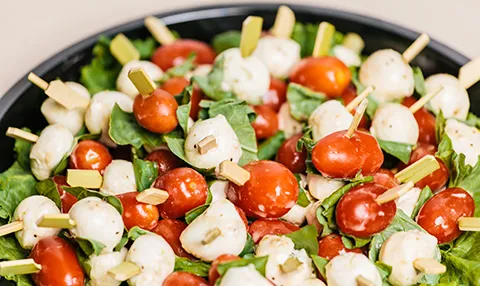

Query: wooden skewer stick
[144,16,176,46]
[136,188,169,205]
[375,181,415,204]
[108,261,142,281]
[110,34,140,66]
[409,86,444,114]
[345,86,375,112]
[458,217,480,231]
[28,72,49,90]
[280,257,302,273]
[0,221,24,237]
[240,16,263,58]
[201,228,222,245]
[128,68,156,96]
[66,169,103,189]
[36,214,76,229]
[270,5,296,39]
[312,21,335,58]
[218,160,251,186]
[197,135,217,155]
[356,275,375,286]
[413,258,446,275]
[402,33,430,63]
[458,56,480,89]
[0,259,42,276]
[343,32,365,54]
[395,155,440,184]
[6,127,38,143]
[346,98,369,138]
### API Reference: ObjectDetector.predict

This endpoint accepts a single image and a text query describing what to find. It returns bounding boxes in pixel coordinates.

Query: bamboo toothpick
[402,33,430,63]
[270,5,296,39]
[395,155,440,184]
[409,86,444,114]
[413,258,446,275]
[0,259,42,276]
[458,56,480,89]
[144,16,176,46]
[36,214,76,229]
[66,169,103,189]
[458,217,480,231]
[218,160,251,186]
[110,34,140,65]
[128,68,156,96]
[346,98,369,138]
[280,257,302,273]
[375,182,415,204]
[201,228,221,245]
[0,221,24,237]
[6,127,38,143]
[108,261,141,281]
[197,135,217,155]
[28,72,49,90]
[240,16,263,58]
[356,276,375,286]
[136,188,169,205]
[312,22,335,58]
[345,86,375,112]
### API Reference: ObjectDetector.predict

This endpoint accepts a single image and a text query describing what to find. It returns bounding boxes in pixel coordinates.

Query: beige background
[0,0,478,96]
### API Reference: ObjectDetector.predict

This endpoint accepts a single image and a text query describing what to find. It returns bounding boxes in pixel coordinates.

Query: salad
[1,5,480,286]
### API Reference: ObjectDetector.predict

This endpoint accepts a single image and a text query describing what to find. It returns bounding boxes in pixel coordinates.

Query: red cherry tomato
[160,77,204,120]
[68,140,112,173]
[373,169,399,189]
[133,89,178,134]
[152,39,216,70]
[152,219,193,259]
[30,236,84,286]
[402,97,437,145]
[145,149,184,176]
[290,56,351,98]
[262,77,287,112]
[312,130,384,179]
[252,105,279,139]
[235,206,249,230]
[117,192,159,231]
[336,183,396,238]
[163,272,208,286]
[208,254,241,286]
[153,167,208,218]
[417,188,474,244]
[398,143,449,192]
[317,234,363,260]
[340,85,369,129]
[248,219,300,243]
[276,134,307,173]
[52,176,77,213]
[226,160,298,219]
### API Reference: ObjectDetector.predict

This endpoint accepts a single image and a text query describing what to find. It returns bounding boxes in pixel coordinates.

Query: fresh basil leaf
[350,66,366,94]
[341,234,371,249]
[114,233,129,252]
[161,53,196,83]
[192,57,235,101]
[76,248,92,277]
[0,235,32,286]
[132,37,158,60]
[349,66,379,119]
[412,66,427,97]
[311,255,328,279]
[36,179,62,209]
[212,31,241,54]
[291,22,318,58]
[174,256,211,277]
[284,225,318,255]
[128,226,152,241]
[176,85,193,135]
[464,112,480,129]
[239,233,255,257]
[63,186,123,214]
[217,256,269,277]
[411,186,433,220]
[377,139,413,164]
[133,157,158,192]
[435,110,446,144]
[287,83,327,121]
[13,127,33,172]
[375,261,392,284]
[257,131,285,160]
[296,130,319,174]
[447,153,480,217]
[76,237,106,256]
[294,174,310,208]
[76,133,101,142]
[185,204,209,224]
[52,152,70,176]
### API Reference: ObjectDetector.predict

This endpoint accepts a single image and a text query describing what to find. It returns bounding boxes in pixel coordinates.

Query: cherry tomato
[251,105,279,139]
[153,167,208,218]
[312,130,384,179]
[398,143,449,192]
[340,84,369,129]
[290,56,351,98]
[235,206,249,230]
[276,134,307,173]
[152,219,193,259]
[317,234,363,260]
[226,160,298,218]
[336,183,396,238]
[209,254,241,286]
[52,176,77,213]
[163,272,208,286]
[417,188,474,244]
[160,77,204,120]
[402,96,437,145]
[117,192,159,230]
[152,39,216,70]
[30,236,84,286]
[133,89,178,134]
[262,77,287,112]
[68,140,112,173]
[145,149,184,176]
[373,169,399,189]
[248,219,300,243]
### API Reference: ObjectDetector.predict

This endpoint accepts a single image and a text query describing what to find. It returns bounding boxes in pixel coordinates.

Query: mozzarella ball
[218,48,270,105]
[281,204,309,226]
[69,197,124,253]
[185,64,213,81]
[278,103,303,139]
[332,45,361,67]
[256,235,317,286]
[326,253,382,286]
[88,247,127,286]
[180,199,247,262]
[379,230,439,286]
[219,264,272,286]
[304,279,327,286]
[307,174,345,202]
[30,124,75,180]
[359,49,414,102]
[252,36,301,79]
[13,196,61,249]
[85,91,133,147]
[445,119,480,166]
[117,61,163,98]
[185,115,242,170]
[126,234,175,286]
[395,187,421,218]
[370,103,419,145]
[306,201,322,233]
[309,100,353,141]
[100,160,137,195]
[209,180,228,202]
[425,74,469,120]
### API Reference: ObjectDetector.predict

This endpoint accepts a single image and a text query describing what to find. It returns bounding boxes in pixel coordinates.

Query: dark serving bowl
[0,3,478,172]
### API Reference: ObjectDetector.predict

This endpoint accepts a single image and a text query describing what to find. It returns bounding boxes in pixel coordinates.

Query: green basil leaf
[412,66,427,97]
[341,234,371,249]
[294,174,310,208]
[435,110,446,144]
[114,233,129,252]
[36,179,62,209]
[52,152,70,176]
[161,53,196,83]
[76,133,101,142]
[464,112,480,129]
[133,157,158,192]
[76,248,92,278]
[176,85,193,135]
[349,66,379,119]
[311,255,328,279]
[411,186,433,219]
[286,83,327,121]
[291,22,318,58]
[239,233,255,257]
[217,256,269,277]
[377,139,413,164]
[128,226,152,241]
[76,237,106,256]
[284,225,318,255]
[13,127,33,172]
[192,57,235,101]
[63,186,123,214]
[375,261,392,284]
[212,31,241,54]
[185,204,209,224]
[257,131,285,160]
[132,37,158,60]
[174,256,211,277]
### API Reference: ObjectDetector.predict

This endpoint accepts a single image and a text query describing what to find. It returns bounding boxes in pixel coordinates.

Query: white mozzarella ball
[209,180,228,202]
[13,196,61,249]
[309,100,353,141]
[379,230,439,286]
[281,204,309,226]
[85,91,133,147]
[332,45,361,67]
[100,160,137,195]
[69,197,124,253]
[180,199,247,262]
[278,103,303,139]
[396,187,421,218]
[307,174,345,202]
[88,247,127,286]
[359,49,414,102]
[117,61,163,98]
[218,48,270,105]
[219,264,272,286]
[30,124,75,180]
[185,64,213,81]
[425,74,469,120]
[185,115,242,170]
[303,279,327,286]
[252,36,301,79]
[41,82,90,135]
[326,253,382,286]
[445,119,480,166]
[370,103,419,145]
[306,201,322,233]
[126,234,175,286]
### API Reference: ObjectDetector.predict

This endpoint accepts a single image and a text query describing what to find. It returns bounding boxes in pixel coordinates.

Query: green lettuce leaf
[13,127,33,172]
[217,256,268,277]
[411,186,433,219]
[375,261,393,285]
[284,225,318,255]
[133,157,158,192]
[257,131,285,160]
[76,237,106,256]
[212,31,241,54]
[0,235,33,285]
[341,234,371,249]
[412,66,427,97]
[286,83,327,121]
[63,186,123,214]
[192,57,235,101]
[132,37,158,60]
[36,178,62,209]
[377,139,413,164]
[311,255,328,279]
[174,257,211,277]
[290,23,344,58]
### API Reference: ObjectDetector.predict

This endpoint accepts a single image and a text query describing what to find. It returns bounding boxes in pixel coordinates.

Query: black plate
[0,3,478,172]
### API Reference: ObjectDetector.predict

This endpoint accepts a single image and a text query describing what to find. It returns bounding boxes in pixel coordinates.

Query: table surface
[1,0,478,96]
